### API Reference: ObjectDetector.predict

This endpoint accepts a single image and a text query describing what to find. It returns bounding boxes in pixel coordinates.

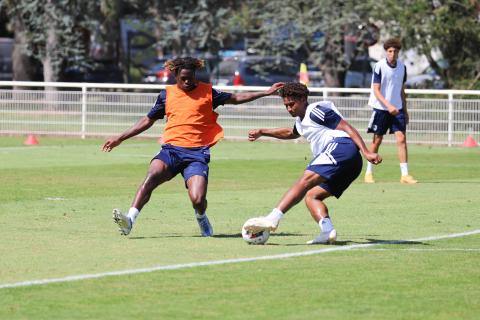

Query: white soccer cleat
[307,229,337,245]
[243,217,278,233]
[112,209,132,236]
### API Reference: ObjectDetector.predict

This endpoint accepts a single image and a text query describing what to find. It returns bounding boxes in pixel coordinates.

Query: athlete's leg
[113,159,173,235]
[186,175,213,236]
[132,159,173,210]
[276,170,326,214]
[394,130,408,163]
[304,186,332,223]
[186,175,208,214]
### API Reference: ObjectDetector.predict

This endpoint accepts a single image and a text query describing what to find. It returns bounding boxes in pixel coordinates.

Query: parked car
[344,56,377,88]
[405,66,446,89]
[64,61,123,83]
[0,38,13,80]
[142,56,218,84]
[211,55,298,86]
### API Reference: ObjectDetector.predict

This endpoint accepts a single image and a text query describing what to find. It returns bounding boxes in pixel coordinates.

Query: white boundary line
[1,229,479,290]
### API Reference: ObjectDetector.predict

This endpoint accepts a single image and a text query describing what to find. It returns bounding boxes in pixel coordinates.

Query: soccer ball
[242,222,270,245]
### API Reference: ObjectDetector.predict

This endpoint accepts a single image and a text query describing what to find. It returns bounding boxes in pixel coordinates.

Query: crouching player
[245,82,382,244]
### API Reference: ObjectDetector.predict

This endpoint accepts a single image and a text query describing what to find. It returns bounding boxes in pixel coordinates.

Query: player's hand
[248,129,262,141]
[266,82,285,95]
[102,137,122,152]
[388,106,400,116]
[365,152,382,165]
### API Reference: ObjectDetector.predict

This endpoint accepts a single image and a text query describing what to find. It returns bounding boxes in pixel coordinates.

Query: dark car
[142,56,218,84]
[210,55,298,86]
[344,56,377,88]
[64,61,123,83]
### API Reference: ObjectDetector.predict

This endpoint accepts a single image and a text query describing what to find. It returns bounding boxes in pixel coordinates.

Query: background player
[102,57,283,237]
[364,38,417,184]
[245,82,382,244]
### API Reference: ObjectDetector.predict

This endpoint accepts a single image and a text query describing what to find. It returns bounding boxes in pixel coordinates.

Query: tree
[370,0,480,89]
[238,0,374,87]
[0,0,102,82]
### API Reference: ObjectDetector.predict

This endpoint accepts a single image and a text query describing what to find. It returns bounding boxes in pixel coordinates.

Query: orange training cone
[24,134,39,146]
[299,63,309,86]
[462,135,478,148]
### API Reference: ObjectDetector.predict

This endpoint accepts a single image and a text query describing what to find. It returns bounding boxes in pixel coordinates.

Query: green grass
[0,136,479,319]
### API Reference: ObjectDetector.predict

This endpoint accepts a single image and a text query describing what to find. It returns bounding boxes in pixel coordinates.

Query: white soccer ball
[242,222,270,245]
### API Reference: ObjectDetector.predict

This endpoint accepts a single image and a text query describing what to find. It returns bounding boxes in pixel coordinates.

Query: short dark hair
[278,82,309,100]
[164,57,205,75]
[383,38,402,50]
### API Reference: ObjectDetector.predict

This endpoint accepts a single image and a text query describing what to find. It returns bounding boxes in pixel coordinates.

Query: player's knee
[190,193,206,208]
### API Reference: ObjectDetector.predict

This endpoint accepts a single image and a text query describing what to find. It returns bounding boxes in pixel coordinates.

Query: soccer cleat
[243,217,278,233]
[307,229,337,245]
[196,213,213,237]
[364,172,375,183]
[400,175,418,184]
[112,209,132,236]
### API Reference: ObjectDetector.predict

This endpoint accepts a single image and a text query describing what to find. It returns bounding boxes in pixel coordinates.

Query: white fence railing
[0,81,479,146]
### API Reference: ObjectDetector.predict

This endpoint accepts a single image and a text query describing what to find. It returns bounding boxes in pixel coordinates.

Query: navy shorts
[306,137,362,198]
[152,144,210,186]
[367,109,406,135]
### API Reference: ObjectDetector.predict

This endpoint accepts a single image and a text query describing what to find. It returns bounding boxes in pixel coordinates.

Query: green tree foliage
[371,0,480,89]
[138,0,239,56]
[239,0,373,87]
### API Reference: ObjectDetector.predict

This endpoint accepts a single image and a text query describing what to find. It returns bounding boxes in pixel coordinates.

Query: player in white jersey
[365,38,417,184]
[245,83,382,244]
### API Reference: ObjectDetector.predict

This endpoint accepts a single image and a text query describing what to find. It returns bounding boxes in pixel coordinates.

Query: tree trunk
[12,16,36,83]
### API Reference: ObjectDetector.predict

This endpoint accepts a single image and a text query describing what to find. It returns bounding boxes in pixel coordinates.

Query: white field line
[1,229,479,290]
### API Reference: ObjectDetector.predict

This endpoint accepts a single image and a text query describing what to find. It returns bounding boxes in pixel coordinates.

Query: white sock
[319,217,334,233]
[266,208,284,225]
[400,163,409,176]
[127,207,140,224]
[366,162,374,174]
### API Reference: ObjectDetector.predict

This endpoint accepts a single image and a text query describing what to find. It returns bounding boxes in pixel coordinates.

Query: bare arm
[373,83,399,116]
[248,127,300,141]
[102,116,156,152]
[225,82,284,105]
[401,84,409,124]
[336,119,382,164]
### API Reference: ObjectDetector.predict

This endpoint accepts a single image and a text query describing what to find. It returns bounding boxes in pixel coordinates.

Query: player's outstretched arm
[102,116,156,152]
[336,119,382,164]
[248,127,300,141]
[225,82,284,105]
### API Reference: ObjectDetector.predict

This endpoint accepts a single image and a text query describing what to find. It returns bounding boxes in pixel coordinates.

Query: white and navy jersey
[368,58,407,111]
[294,101,350,156]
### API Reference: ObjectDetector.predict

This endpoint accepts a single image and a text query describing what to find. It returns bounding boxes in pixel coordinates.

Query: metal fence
[0,81,479,146]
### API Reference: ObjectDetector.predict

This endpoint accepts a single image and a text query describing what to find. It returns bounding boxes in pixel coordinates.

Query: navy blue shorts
[306,137,362,198]
[367,109,406,135]
[152,144,210,186]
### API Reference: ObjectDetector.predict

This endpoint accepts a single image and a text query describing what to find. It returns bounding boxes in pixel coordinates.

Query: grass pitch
[0,136,479,319]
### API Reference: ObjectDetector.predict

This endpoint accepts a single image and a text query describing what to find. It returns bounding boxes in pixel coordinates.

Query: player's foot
[196,213,213,237]
[307,229,337,245]
[112,209,132,236]
[364,172,375,183]
[243,217,278,233]
[400,175,417,184]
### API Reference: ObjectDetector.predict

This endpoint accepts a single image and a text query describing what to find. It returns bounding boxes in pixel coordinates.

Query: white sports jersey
[368,58,406,111]
[294,101,350,156]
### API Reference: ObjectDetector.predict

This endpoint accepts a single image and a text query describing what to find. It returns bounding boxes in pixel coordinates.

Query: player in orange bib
[102,57,283,237]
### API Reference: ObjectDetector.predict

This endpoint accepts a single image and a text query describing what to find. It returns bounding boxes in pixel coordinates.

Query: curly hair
[164,57,205,75]
[383,38,402,50]
[278,82,309,100]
